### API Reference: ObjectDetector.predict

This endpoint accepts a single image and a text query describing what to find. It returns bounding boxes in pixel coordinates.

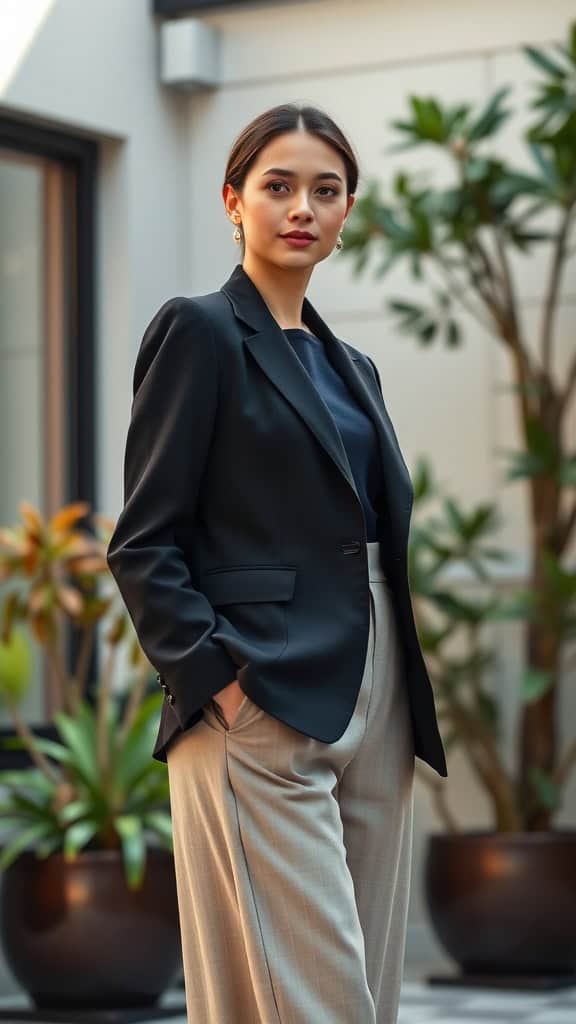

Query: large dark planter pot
[0,847,182,1009]
[424,830,576,977]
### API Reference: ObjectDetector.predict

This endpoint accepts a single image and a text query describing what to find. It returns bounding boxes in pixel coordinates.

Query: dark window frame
[0,115,98,769]
[153,0,291,14]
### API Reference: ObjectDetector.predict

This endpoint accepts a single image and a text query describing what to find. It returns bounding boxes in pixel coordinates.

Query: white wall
[1,0,193,531]
[0,0,574,985]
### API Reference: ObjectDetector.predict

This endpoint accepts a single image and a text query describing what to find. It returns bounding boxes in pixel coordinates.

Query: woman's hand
[212,678,245,729]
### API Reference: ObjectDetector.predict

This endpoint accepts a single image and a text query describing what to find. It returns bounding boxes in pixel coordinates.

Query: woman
[107,103,447,1024]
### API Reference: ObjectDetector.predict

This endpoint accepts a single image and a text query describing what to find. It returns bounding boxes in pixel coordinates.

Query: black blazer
[107,262,448,778]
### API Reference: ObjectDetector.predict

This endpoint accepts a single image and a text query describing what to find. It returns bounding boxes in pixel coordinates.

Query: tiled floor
[2,976,576,1023]
[147,975,576,1023]
[397,978,576,1023]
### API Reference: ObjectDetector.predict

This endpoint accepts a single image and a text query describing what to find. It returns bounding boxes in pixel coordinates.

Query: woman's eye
[266,182,338,196]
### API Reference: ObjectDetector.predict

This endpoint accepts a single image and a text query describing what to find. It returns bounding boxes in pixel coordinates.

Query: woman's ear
[343,194,356,222]
[223,183,241,223]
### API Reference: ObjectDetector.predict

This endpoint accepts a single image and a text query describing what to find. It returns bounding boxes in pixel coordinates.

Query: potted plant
[0,501,182,1010]
[342,22,576,984]
[406,461,576,983]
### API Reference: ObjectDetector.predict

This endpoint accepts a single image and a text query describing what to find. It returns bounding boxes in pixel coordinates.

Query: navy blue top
[283,328,384,542]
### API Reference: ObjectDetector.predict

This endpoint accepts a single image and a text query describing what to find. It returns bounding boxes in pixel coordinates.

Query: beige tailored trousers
[167,540,415,1023]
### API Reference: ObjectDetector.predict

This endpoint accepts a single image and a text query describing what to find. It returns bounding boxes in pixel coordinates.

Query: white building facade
[0,0,574,992]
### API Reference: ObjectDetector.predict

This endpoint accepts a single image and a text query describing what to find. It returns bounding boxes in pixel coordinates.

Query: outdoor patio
[1,973,576,1024]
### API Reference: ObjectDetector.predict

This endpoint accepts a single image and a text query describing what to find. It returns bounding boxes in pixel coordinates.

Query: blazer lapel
[219,263,413,527]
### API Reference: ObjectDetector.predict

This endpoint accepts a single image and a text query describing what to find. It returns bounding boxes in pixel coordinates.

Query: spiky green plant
[0,502,171,889]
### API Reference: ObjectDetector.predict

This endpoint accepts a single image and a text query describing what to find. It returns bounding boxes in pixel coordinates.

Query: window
[0,117,97,766]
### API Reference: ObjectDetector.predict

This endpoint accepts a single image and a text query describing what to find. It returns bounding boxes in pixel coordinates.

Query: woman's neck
[241,256,314,331]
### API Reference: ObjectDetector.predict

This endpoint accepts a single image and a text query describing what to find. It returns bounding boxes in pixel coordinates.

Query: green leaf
[0,815,40,832]
[525,416,561,466]
[115,815,146,890]
[143,811,173,849]
[430,590,488,624]
[63,819,98,859]
[503,449,547,480]
[488,591,538,621]
[409,96,446,142]
[418,321,438,343]
[445,320,461,347]
[521,668,553,703]
[529,766,561,811]
[30,737,74,765]
[0,821,54,872]
[444,498,465,535]
[0,628,32,703]
[112,694,163,800]
[34,833,63,859]
[7,791,52,821]
[528,142,559,187]
[53,708,99,793]
[524,45,568,80]
[467,86,512,143]
[389,300,423,319]
[0,769,55,796]
[57,799,93,825]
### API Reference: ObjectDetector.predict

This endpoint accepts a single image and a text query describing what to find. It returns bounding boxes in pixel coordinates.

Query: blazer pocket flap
[200,566,297,605]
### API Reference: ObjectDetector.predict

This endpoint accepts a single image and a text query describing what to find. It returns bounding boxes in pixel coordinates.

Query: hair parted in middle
[223,103,361,255]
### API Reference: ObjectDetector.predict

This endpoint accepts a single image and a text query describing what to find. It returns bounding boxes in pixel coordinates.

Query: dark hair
[223,103,360,252]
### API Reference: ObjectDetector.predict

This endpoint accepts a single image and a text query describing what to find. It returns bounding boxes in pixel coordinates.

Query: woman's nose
[290,192,314,217]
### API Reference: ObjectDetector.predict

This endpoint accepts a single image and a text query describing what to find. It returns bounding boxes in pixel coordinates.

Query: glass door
[0,122,96,753]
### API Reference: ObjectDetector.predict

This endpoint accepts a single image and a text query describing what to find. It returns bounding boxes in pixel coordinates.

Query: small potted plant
[0,501,181,1010]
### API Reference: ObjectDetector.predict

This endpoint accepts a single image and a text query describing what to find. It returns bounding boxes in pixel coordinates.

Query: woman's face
[224,129,355,270]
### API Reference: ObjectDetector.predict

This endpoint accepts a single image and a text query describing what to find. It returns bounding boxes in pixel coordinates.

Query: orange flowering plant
[0,501,171,889]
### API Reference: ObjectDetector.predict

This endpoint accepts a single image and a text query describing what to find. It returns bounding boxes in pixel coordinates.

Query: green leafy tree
[343,23,576,829]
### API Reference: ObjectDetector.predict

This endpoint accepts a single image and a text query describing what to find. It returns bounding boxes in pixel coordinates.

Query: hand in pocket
[212,678,245,729]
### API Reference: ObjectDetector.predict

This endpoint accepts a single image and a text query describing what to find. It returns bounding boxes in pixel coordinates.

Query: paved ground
[1,974,576,1022]
[397,978,576,1023]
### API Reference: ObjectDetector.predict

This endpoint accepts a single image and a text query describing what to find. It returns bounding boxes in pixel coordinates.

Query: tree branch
[554,734,576,789]
[464,231,540,424]
[560,351,576,421]
[432,254,496,333]
[558,495,576,552]
[70,624,96,713]
[493,225,522,343]
[414,763,460,832]
[436,683,522,830]
[541,201,576,375]
[4,698,61,786]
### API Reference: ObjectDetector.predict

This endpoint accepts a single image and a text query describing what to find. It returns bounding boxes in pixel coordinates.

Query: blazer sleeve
[106,296,240,730]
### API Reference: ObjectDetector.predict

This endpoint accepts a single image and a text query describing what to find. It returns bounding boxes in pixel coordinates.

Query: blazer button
[341,541,362,555]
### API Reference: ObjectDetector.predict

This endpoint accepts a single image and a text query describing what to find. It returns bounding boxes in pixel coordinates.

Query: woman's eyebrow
[261,167,343,183]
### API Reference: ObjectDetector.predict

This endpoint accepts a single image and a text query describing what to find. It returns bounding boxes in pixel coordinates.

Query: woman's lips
[281,235,316,247]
